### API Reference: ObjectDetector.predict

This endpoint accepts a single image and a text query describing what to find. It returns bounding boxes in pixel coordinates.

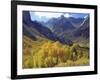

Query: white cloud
[34,12,63,18]
[64,13,70,18]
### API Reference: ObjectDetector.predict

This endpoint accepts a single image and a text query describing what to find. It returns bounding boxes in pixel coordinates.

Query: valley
[22,11,90,68]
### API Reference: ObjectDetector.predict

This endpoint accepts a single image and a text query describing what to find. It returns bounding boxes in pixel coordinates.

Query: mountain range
[23,11,89,46]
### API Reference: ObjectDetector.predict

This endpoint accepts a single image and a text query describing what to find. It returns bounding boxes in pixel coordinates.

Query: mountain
[23,11,37,40]
[45,14,89,42]
[23,11,89,46]
[69,17,84,28]
[29,21,58,41]
[23,11,73,46]
[73,16,90,39]
[44,15,76,45]
[45,15,75,34]
[23,11,58,41]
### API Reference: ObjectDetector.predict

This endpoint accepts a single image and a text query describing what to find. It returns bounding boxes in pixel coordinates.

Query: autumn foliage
[23,36,89,68]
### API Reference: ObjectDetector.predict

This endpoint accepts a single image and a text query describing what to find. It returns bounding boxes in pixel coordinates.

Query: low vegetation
[23,36,89,69]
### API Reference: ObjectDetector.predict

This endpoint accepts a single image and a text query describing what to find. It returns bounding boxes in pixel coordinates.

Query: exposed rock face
[46,14,89,39]
[73,16,89,39]
[23,11,73,46]
[23,11,89,46]
[44,14,89,44]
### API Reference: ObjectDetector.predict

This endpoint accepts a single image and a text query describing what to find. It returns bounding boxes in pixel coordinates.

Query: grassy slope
[23,35,89,69]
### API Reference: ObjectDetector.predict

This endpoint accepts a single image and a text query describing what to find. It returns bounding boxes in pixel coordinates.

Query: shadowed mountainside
[23,11,73,45]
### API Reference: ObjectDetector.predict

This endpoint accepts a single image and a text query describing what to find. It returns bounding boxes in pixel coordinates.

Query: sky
[30,11,89,22]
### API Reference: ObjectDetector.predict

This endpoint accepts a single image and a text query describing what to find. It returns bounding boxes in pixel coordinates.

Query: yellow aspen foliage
[23,36,89,68]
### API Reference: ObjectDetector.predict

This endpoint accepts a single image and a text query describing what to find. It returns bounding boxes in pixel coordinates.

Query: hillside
[23,35,89,68]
